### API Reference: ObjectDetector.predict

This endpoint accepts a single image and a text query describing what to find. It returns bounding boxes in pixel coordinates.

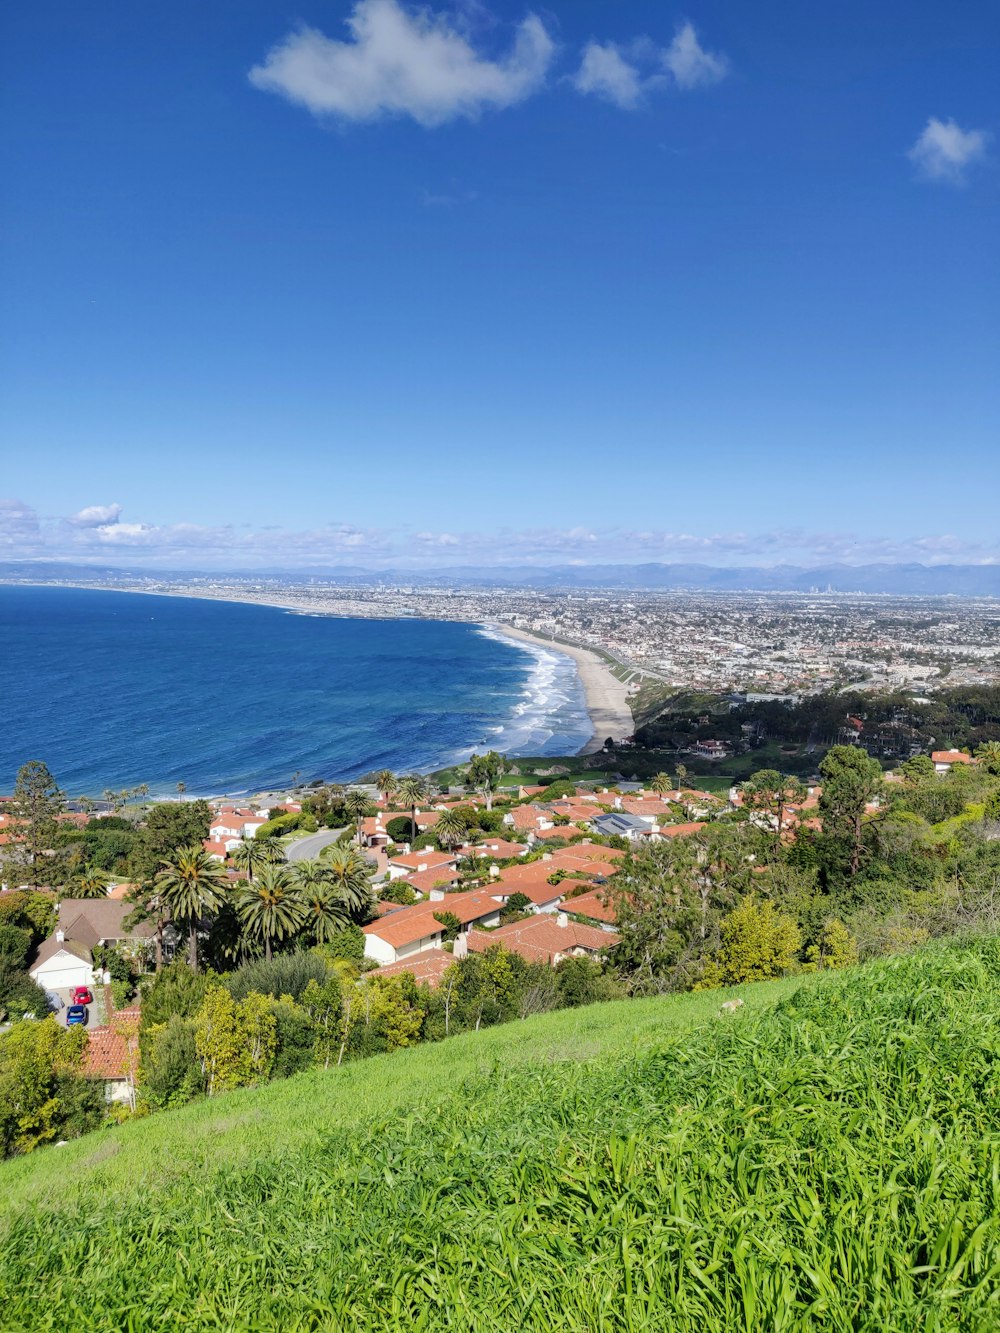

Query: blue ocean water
[0,586,591,796]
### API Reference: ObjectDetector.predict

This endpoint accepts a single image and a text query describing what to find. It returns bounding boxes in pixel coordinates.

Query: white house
[29,932,95,991]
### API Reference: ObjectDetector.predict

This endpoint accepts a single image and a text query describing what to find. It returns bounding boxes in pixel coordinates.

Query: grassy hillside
[2,944,999,1330]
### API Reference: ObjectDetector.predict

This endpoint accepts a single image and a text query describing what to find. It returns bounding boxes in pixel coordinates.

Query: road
[285,828,346,861]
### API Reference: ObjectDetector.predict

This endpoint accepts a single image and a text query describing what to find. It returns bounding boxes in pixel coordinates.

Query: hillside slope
[2,946,999,1331]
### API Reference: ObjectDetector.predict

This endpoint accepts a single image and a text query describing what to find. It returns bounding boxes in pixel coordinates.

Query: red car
[71,986,93,1005]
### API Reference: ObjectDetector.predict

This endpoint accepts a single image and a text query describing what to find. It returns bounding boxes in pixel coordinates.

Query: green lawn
[3,939,998,1330]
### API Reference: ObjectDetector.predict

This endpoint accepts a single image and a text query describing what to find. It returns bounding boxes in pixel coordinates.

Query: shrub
[0,924,32,970]
[385,817,412,843]
[221,952,328,1003]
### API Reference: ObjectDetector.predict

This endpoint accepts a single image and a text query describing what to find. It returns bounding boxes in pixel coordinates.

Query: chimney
[557,912,568,928]
[542,853,552,862]
[489,863,500,878]
[453,934,469,959]
[56,928,65,943]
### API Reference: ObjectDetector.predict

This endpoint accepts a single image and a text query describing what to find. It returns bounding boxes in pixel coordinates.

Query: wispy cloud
[662,21,728,90]
[249,0,555,127]
[573,21,728,108]
[908,117,989,184]
[4,500,1000,570]
[572,42,644,109]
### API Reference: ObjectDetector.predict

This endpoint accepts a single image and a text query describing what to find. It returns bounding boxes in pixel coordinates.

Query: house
[362,887,504,965]
[561,887,618,928]
[590,812,653,841]
[466,913,619,966]
[689,740,730,760]
[82,1000,141,1105]
[373,948,454,987]
[208,809,268,841]
[932,750,975,773]
[29,934,96,991]
[465,838,526,860]
[387,849,458,882]
[406,866,463,898]
[505,805,554,835]
[30,900,154,991]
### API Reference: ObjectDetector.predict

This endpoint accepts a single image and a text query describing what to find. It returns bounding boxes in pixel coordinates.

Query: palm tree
[234,863,306,963]
[154,845,230,972]
[374,769,397,808]
[324,843,375,919]
[344,789,374,847]
[674,764,688,791]
[231,835,282,883]
[395,775,427,844]
[71,870,109,899]
[294,860,350,943]
[176,780,187,797]
[650,772,673,796]
[436,807,468,851]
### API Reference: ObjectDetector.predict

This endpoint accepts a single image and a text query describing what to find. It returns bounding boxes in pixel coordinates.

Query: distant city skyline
[2,1,998,569]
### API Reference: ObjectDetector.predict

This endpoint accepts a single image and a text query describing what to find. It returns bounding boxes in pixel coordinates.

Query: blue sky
[1,0,997,569]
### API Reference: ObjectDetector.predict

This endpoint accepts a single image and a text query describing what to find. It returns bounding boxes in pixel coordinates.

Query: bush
[312,924,365,965]
[140,1015,204,1109]
[0,965,50,1021]
[386,816,413,843]
[0,924,32,970]
[110,979,134,1011]
[222,952,329,1003]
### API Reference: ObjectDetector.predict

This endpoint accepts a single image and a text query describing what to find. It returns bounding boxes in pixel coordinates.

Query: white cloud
[573,22,728,108]
[67,503,123,528]
[572,42,643,109]
[6,499,1000,570]
[908,117,989,184]
[662,21,728,90]
[249,0,555,127]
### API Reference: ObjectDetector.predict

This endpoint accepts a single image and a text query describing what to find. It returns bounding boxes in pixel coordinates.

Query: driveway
[285,828,346,862]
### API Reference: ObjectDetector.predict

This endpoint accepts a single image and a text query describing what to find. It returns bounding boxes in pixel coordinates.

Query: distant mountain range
[2,560,999,596]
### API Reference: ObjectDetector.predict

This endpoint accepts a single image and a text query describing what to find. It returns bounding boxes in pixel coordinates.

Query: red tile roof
[374,949,454,986]
[467,915,618,965]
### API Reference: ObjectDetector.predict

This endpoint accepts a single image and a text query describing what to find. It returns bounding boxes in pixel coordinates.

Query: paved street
[285,828,345,861]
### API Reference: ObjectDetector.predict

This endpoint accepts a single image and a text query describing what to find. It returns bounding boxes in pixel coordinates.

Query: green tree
[0,925,32,970]
[0,1017,88,1157]
[819,746,884,880]
[231,835,282,883]
[129,801,212,881]
[805,917,858,970]
[154,845,230,972]
[8,760,65,886]
[194,985,277,1096]
[467,751,508,811]
[344,789,374,847]
[301,974,343,1068]
[324,844,375,919]
[234,864,305,963]
[68,870,109,899]
[432,910,462,942]
[295,860,350,943]
[900,754,935,785]
[139,1015,203,1108]
[395,775,427,843]
[975,741,1000,776]
[435,807,468,851]
[374,769,397,807]
[650,772,674,796]
[700,894,801,987]
[739,770,808,846]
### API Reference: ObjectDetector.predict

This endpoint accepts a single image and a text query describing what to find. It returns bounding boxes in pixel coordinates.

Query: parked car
[71,986,93,1005]
[66,1004,88,1026]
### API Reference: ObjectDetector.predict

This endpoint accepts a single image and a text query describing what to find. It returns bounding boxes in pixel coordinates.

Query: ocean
[0,585,590,796]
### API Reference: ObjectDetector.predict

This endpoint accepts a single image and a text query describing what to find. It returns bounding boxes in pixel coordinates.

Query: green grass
[3,941,999,1330]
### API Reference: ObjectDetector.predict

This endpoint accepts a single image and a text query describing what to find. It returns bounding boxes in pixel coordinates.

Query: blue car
[66,1004,88,1026]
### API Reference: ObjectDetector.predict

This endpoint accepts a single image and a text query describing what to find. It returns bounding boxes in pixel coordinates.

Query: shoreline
[486,623,634,756]
[2,580,634,779]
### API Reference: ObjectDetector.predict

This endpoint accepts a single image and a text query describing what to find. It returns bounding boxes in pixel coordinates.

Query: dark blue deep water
[0,587,591,795]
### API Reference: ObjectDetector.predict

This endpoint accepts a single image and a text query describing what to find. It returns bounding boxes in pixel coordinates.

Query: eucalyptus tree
[154,845,231,972]
[234,863,306,963]
[324,843,375,920]
[395,775,427,844]
[467,751,507,811]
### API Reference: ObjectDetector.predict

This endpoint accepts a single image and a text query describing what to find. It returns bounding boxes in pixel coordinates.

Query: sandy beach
[489,624,635,756]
